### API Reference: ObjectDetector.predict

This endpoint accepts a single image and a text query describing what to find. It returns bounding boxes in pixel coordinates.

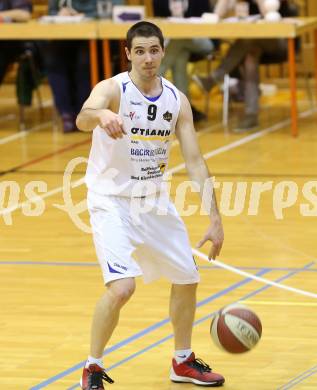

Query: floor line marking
[0,138,91,176]
[0,260,316,273]
[169,107,317,175]
[277,364,317,390]
[242,300,317,307]
[193,248,317,299]
[0,99,54,145]
[29,269,270,389]
[0,110,304,217]
[0,121,52,145]
[1,120,218,175]
[0,177,84,217]
[65,263,313,390]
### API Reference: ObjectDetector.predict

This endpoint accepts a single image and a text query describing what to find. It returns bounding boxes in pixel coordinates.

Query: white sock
[174,349,192,364]
[85,355,104,369]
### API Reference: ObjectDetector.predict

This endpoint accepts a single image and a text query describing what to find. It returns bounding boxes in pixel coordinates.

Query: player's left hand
[196,217,224,260]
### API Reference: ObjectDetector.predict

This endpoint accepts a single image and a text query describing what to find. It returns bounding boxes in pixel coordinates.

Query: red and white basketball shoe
[80,364,114,390]
[170,352,225,387]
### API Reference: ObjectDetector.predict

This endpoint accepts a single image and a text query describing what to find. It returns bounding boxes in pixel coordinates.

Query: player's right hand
[99,109,126,139]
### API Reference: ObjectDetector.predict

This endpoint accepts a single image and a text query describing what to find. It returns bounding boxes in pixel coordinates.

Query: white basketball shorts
[87,191,200,285]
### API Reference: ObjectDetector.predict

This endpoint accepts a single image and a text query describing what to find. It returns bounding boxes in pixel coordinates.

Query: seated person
[195,0,295,131]
[0,0,32,85]
[153,0,214,122]
[42,0,124,133]
[41,0,98,133]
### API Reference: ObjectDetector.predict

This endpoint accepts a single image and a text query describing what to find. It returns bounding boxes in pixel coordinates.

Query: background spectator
[153,0,214,122]
[40,0,98,133]
[195,0,296,131]
[0,0,32,85]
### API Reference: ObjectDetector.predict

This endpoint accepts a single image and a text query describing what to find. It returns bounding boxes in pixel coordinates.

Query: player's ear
[125,47,131,61]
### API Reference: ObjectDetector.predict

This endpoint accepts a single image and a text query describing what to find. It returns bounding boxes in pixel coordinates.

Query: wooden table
[0,20,100,88]
[98,17,317,137]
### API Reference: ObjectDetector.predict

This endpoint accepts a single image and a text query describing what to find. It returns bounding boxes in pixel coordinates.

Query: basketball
[210,304,262,353]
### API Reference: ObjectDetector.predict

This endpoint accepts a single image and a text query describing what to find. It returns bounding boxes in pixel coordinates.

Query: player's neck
[129,70,161,97]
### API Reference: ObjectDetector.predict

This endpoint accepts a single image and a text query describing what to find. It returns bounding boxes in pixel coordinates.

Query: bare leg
[90,278,135,358]
[169,283,198,350]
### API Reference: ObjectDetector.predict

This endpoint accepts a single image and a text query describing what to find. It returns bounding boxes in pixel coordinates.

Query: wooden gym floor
[0,81,317,390]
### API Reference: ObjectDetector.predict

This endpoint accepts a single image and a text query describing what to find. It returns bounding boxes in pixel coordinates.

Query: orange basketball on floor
[210,304,262,353]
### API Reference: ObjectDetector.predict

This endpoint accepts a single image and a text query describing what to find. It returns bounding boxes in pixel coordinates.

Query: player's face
[126,36,164,79]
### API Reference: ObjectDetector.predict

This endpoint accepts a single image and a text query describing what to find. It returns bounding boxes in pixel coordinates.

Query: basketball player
[76,21,225,389]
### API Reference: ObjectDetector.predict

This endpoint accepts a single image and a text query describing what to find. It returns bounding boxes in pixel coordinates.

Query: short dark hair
[126,21,164,51]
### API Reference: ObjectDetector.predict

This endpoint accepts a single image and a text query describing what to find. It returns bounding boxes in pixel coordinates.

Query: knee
[112,286,135,307]
[108,279,136,307]
[172,282,198,297]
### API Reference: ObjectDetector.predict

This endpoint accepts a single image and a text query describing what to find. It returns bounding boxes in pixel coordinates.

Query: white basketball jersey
[85,72,181,197]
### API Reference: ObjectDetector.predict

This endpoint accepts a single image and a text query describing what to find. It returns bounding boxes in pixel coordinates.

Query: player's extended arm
[175,92,224,259]
[76,79,126,139]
